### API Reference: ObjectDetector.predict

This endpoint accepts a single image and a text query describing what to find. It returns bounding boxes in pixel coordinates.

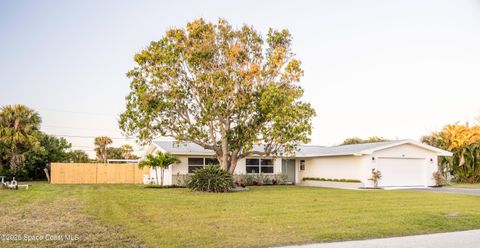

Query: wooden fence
[51,163,149,184]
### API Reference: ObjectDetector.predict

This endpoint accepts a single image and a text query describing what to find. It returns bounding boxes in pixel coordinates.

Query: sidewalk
[280,229,480,248]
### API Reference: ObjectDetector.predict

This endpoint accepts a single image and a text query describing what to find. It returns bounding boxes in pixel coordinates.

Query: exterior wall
[298,156,366,183]
[366,144,438,187]
[301,180,364,189]
[151,152,283,185]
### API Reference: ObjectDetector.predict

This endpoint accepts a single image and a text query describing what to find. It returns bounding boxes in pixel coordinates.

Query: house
[144,140,452,188]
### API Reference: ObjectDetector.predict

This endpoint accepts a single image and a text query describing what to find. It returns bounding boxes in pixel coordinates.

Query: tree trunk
[160,168,164,187]
[221,137,228,171]
[228,155,239,174]
[155,167,159,185]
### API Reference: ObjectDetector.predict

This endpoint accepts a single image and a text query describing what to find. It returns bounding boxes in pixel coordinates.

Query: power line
[42,125,116,132]
[38,108,118,117]
[50,134,135,140]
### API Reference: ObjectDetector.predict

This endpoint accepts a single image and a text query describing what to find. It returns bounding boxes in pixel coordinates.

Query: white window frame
[187,157,219,173]
[246,158,274,174]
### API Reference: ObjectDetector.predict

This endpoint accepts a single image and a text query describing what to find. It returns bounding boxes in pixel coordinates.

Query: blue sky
[1,0,480,157]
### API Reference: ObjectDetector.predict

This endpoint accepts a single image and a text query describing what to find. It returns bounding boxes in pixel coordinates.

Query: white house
[144,140,451,188]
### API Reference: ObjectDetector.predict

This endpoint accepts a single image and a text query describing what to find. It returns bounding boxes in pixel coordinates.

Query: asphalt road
[280,229,480,248]
[402,187,480,195]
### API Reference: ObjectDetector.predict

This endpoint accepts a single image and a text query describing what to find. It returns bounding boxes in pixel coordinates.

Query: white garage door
[378,158,425,187]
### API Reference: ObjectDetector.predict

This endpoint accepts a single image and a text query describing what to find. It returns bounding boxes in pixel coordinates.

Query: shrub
[175,172,190,187]
[255,173,265,186]
[274,173,289,185]
[187,165,233,192]
[244,174,255,186]
[302,177,361,183]
[368,168,382,188]
[433,171,447,186]
[263,176,272,185]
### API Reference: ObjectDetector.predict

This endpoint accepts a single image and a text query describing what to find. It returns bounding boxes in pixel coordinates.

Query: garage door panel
[378,158,425,187]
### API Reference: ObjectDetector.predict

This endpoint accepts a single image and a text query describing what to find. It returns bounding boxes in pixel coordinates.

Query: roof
[152,139,452,157]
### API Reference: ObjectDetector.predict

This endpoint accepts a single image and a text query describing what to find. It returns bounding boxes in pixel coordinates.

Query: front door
[282,159,296,183]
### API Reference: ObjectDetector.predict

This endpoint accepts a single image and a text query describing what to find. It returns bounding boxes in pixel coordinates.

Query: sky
[1,0,480,157]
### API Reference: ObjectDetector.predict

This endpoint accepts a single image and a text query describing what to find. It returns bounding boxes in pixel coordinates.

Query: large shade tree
[23,134,71,179]
[120,18,316,173]
[0,104,42,175]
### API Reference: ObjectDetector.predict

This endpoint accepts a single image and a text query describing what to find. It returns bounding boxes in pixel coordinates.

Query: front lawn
[2,183,480,247]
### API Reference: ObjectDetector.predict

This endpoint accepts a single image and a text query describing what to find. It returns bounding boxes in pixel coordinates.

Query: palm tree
[138,152,179,186]
[94,136,112,163]
[0,104,42,173]
[120,144,134,159]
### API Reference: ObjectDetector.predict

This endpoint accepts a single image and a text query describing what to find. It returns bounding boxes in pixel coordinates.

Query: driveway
[280,229,480,248]
[402,187,480,195]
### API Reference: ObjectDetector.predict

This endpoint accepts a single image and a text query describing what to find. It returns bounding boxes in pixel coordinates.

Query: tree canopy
[94,136,113,163]
[341,136,388,145]
[0,104,42,175]
[422,123,480,183]
[120,18,315,173]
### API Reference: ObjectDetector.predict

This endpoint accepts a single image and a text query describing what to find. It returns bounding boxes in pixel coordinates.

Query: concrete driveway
[280,229,480,248]
[402,187,480,195]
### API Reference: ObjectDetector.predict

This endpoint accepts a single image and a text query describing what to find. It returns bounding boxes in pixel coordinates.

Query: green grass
[447,183,480,189]
[2,183,480,247]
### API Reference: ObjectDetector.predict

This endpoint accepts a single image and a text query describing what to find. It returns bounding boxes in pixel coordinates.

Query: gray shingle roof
[153,139,446,157]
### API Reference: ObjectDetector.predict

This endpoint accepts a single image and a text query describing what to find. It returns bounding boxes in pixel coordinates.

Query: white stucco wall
[151,154,283,185]
[366,144,438,187]
[299,156,366,181]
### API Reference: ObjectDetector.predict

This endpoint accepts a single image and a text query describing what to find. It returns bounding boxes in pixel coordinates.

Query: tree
[68,150,90,163]
[120,144,138,159]
[341,136,388,145]
[138,152,179,186]
[106,147,124,159]
[106,145,139,160]
[120,18,315,174]
[341,137,364,145]
[23,134,71,179]
[422,123,480,183]
[94,136,112,163]
[0,104,42,176]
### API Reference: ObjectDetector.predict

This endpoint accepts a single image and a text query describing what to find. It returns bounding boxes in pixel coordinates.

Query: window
[300,160,305,171]
[246,158,274,174]
[188,157,219,173]
[261,159,274,173]
[246,159,260,173]
[188,158,204,173]
[205,158,219,165]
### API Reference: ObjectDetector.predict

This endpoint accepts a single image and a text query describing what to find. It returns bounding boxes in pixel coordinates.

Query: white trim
[361,139,452,156]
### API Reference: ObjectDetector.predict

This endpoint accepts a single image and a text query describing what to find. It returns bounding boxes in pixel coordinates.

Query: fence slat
[51,163,148,184]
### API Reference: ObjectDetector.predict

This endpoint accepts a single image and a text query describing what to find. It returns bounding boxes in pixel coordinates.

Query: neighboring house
[144,140,451,188]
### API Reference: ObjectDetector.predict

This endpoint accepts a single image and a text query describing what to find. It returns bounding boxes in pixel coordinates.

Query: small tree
[139,152,179,186]
[369,168,382,188]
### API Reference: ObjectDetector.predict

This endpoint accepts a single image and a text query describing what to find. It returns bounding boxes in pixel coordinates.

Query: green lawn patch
[1,182,480,247]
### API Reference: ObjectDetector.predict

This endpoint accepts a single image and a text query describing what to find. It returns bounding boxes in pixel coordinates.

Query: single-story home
[144,139,451,188]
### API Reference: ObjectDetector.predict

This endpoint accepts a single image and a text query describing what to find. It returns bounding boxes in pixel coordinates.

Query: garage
[378,158,426,187]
